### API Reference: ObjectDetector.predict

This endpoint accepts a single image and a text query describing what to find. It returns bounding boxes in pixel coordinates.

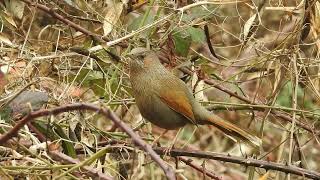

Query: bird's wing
[158,90,197,125]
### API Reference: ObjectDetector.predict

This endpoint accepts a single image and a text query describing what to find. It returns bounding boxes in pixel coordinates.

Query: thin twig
[205,101,320,117]
[293,133,305,168]
[288,50,299,180]
[179,157,222,180]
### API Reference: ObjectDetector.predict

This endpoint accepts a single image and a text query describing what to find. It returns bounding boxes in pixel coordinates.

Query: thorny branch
[153,147,320,180]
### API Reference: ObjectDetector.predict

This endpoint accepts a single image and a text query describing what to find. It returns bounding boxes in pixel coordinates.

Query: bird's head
[127,48,161,72]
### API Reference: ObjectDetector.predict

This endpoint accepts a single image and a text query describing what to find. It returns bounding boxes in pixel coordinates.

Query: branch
[0,103,176,180]
[153,147,320,179]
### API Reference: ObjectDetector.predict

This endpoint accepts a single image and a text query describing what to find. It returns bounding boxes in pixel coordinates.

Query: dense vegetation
[0,0,319,179]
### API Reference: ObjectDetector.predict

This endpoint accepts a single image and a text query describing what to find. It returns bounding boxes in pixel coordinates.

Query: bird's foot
[151,129,168,146]
[163,128,182,157]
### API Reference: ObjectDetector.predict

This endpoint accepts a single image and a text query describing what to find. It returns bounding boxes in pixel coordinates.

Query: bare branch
[153,147,320,179]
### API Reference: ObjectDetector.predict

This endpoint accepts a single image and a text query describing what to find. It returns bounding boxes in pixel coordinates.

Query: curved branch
[0,103,176,180]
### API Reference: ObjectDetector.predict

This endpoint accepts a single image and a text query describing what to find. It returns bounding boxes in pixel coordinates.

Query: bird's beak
[128,48,150,56]
[126,48,151,66]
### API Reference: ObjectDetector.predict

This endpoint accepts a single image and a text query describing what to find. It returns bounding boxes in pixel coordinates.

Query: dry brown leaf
[48,142,61,151]
[7,0,25,19]
[0,32,13,46]
[0,70,7,93]
[258,171,269,180]
[243,13,257,41]
[1,11,17,28]
[103,1,123,36]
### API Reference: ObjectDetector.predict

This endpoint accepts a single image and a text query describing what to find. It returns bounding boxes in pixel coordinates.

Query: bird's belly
[147,112,187,130]
[136,95,188,130]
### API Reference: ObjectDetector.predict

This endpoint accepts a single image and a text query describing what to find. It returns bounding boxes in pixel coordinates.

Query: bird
[128,48,261,147]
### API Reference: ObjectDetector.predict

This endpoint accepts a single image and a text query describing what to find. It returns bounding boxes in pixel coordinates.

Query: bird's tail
[198,108,261,148]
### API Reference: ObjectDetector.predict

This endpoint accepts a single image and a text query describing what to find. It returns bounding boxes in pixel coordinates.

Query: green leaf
[275,81,314,109]
[275,82,293,107]
[31,121,57,140]
[54,124,77,158]
[186,27,205,43]
[181,6,217,22]
[0,106,12,122]
[127,13,155,33]
[172,30,191,57]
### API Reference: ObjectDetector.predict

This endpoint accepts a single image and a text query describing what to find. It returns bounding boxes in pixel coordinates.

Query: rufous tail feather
[202,113,261,148]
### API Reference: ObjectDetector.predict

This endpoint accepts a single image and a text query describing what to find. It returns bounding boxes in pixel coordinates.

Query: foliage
[0,0,319,179]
